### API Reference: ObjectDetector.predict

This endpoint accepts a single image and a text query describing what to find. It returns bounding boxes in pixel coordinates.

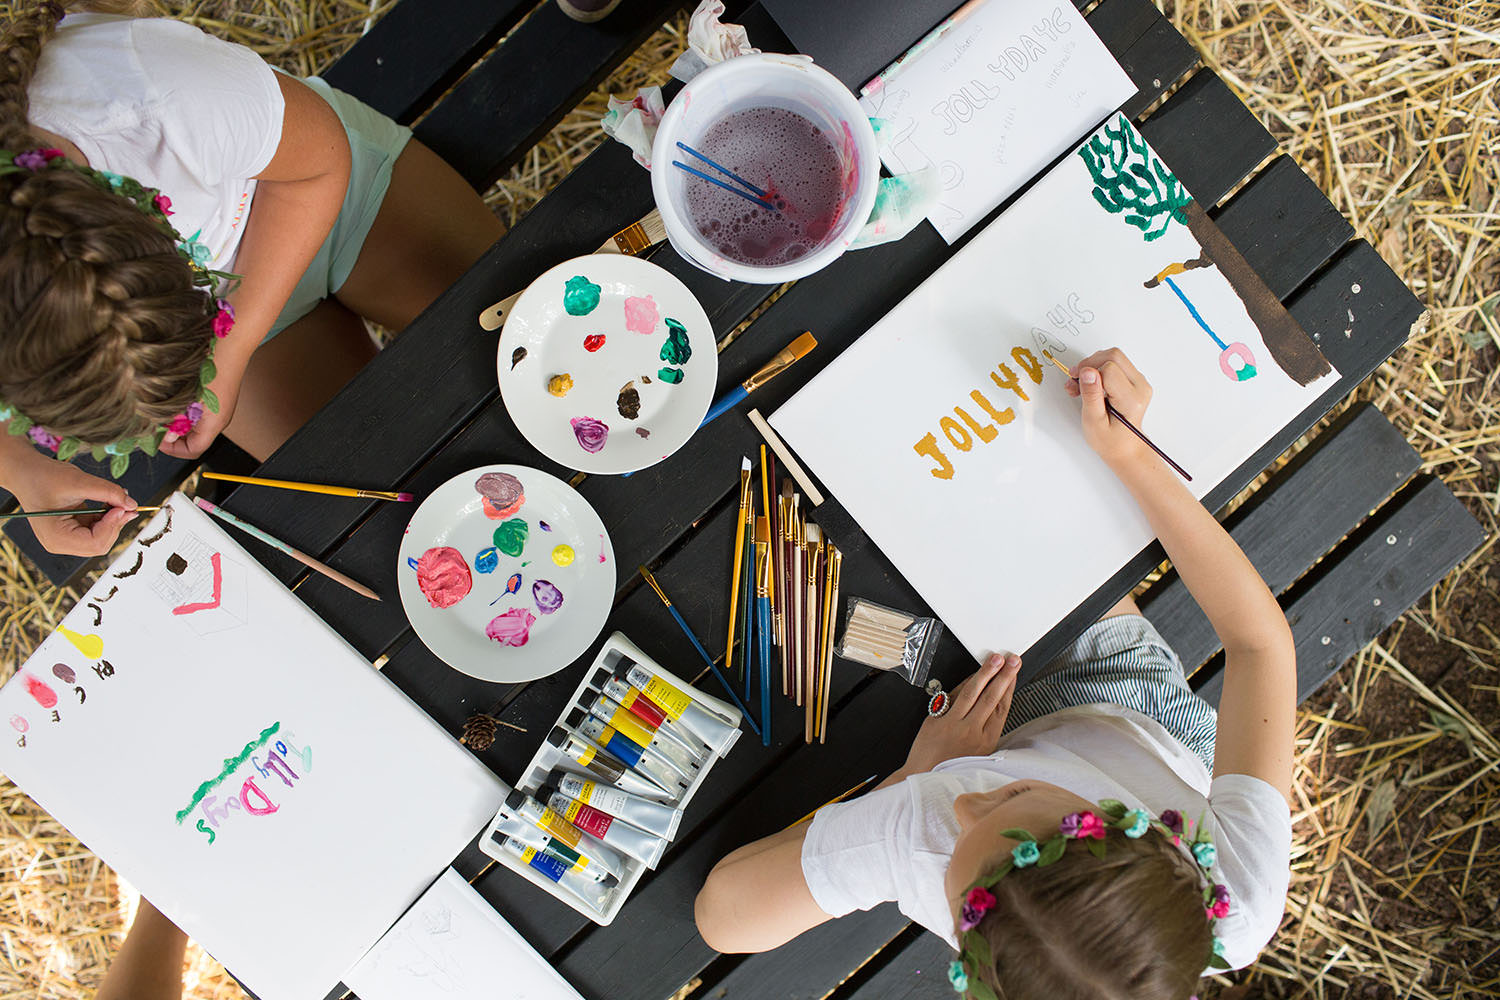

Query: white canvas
[0,494,506,1000]
[858,0,1135,243]
[345,867,587,1000]
[771,115,1338,663]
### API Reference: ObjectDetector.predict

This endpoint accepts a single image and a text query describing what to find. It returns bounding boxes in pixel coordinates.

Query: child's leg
[224,299,376,461]
[94,897,186,1000]
[333,139,507,331]
[1102,594,1140,619]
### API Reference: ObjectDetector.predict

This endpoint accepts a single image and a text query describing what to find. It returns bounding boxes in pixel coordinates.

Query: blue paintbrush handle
[701,384,750,428]
[675,140,770,197]
[667,602,762,737]
[757,594,773,746]
[671,161,777,211]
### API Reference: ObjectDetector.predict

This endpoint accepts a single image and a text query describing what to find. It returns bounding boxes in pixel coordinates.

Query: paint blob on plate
[583,334,606,353]
[563,275,601,316]
[624,294,658,335]
[571,416,609,454]
[511,346,528,370]
[493,519,529,557]
[485,607,536,646]
[660,317,692,365]
[505,572,523,595]
[617,382,641,420]
[416,546,471,608]
[547,373,574,397]
[474,547,500,574]
[539,521,552,532]
[533,580,564,615]
[475,472,525,519]
[657,366,684,384]
[551,544,575,566]
[635,427,651,438]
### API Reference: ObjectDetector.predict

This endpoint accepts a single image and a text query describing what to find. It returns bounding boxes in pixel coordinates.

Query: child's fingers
[952,655,1007,716]
[971,653,1021,720]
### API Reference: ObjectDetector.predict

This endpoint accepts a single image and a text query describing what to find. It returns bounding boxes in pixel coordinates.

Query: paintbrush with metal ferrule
[738,497,755,703]
[700,332,818,427]
[725,457,752,681]
[790,495,804,707]
[819,546,841,744]
[477,209,667,331]
[803,524,822,743]
[754,515,773,747]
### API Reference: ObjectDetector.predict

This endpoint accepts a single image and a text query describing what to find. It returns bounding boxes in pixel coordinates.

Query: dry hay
[1,1,1498,998]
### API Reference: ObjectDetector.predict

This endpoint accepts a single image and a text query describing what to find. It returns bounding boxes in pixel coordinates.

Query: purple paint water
[685,107,843,267]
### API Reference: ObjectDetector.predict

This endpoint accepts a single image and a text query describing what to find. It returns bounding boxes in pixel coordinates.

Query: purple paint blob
[485,607,536,646]
[539,521,552,532]
[571,416,609,454]
[532,580,564,615]
[685,107,843,266]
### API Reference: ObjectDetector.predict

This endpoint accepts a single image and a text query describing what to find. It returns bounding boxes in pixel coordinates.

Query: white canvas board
[858,0,1135,243]
[0,494,507,1000]
[345,867,587,1000]
[771,115,1338,662]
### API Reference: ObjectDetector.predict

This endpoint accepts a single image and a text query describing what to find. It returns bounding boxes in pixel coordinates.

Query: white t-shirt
[27,13,285,271]
[800,704,1291,971]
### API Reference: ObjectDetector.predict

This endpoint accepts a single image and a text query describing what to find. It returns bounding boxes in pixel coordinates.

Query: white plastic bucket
[650,54,880,284]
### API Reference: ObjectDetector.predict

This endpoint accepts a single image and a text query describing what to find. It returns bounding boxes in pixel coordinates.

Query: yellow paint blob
[551,544,576,567]
[547,373,574,397]
[59,625,104,660]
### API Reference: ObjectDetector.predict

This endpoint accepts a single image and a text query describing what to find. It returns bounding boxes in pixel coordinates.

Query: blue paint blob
[406,557,420,571]
[475,547,500,574]
[505,572,523,596]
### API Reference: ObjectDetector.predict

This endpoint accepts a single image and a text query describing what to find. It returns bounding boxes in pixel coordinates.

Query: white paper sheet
[0,495,506,1000]
[858,0,1135,243]
[346,868,586,1000]
[771,115,1338,662]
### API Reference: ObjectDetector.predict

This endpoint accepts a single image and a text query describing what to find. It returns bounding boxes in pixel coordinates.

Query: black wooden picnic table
[204,3,1480,999]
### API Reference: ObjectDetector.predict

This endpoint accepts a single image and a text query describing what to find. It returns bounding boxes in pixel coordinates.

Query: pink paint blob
[624,294,659,335]
[598,532,608,564]
[416,546,472,609]
[485,607,536,646]
[24,674,57,709]
[10,714,29,733]
[583,334,606,352]
[571,416,609,454]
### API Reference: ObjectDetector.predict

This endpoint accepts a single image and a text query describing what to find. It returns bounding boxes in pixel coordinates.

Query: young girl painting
[696,349,1295,999]
[0,1,505,557]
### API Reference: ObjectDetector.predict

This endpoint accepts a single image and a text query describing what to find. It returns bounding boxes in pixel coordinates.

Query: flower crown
[946,799,1232,1000]
[0,147,238,477]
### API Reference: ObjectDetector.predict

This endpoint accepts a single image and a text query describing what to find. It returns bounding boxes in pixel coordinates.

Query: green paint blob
[660,317,692,364]
[563,275,601,316]
[493,518,530,557]
[657,366,684,384]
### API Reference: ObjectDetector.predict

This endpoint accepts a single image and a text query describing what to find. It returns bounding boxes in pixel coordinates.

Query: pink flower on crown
[14,148,64,170]
[26,426,61,451]
[1207,899,1231,919]
[1060,811,1106,839]
[959,886,996,930]
[212,299,235,338]
[167,401,204,437]
[153,193,173,216]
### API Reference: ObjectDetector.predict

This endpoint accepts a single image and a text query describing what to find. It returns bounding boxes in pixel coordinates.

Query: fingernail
[1081,368,1098,385]
[162,432,179,443]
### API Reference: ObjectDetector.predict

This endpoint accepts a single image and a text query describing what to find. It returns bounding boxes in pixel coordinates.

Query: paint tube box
[479,631,741,925]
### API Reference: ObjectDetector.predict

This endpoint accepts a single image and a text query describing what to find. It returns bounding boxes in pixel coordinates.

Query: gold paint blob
[547,373,574,397]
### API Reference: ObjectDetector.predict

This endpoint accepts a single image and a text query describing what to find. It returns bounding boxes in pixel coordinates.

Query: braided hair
[0,1,214,449]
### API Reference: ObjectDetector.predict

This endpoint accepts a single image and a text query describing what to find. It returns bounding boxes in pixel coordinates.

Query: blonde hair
[0,0,212,448]
[968,835,1213,1000]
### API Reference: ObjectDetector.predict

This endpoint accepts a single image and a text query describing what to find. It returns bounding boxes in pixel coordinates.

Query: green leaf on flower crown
[8,414,31,434]
[202,387,220,414]
[978,860,1014,887]
[55,437,80,462]
[1085,838,1106,860]
[1036,836,1067,867]
[964,930,994,969]
[1207,953,1231,971]
[968,979,1000,1000]
[998,829,1036,843]
[109,452,129,478]
[200,359,216,385]
[1098,799,1128,820]
[139,433,158,457]
[91,444,108,462]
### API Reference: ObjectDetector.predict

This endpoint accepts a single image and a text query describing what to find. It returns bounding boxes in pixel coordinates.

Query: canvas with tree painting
[771,114,1337,663]
[0,494,506,1000]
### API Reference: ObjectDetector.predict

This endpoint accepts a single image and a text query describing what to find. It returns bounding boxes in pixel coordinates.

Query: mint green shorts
[268,77,414,337]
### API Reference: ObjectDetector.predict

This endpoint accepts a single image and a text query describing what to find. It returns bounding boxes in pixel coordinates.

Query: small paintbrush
[1042,350,1193,482]
[0,504,161,521]
[700,332,818,427]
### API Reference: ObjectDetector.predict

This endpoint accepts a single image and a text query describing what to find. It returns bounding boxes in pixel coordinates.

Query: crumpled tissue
[670,0,759,83]
[600,86,665,168]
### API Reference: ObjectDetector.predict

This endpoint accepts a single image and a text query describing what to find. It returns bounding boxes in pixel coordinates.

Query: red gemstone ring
[927,689,951,717]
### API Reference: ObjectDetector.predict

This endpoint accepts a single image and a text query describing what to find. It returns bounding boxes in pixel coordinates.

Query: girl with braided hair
[697,349,1295,1000]
[0,1,504,557]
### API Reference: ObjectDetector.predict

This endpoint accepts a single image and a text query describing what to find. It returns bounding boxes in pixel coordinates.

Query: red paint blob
[24,674,58,709]
[583,334,606,352]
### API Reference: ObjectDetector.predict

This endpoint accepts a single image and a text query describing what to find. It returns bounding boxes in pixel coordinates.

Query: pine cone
[461,712,500,751]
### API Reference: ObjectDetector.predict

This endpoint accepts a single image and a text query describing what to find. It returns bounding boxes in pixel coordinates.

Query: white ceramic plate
[397,465,616,683]
[497,255,717,474]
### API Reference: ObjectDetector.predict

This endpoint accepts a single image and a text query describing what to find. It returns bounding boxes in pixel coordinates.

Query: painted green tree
[1078,116,1193,241]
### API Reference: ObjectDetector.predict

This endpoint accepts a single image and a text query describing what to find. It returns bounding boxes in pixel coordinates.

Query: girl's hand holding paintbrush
[0,437,141,556]
[1059,347,1157,470]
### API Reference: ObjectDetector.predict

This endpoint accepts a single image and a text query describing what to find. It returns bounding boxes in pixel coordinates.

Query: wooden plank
[1139,70,1276,208]
[702,906,913,1000]
[319,0,531,124]
[1193,475,1485,707]
[835,925,956,1000]
[1211,155,1354,300]
[1140,403,1421,670]
[1083,0,1199,119]
[413,0,689,190]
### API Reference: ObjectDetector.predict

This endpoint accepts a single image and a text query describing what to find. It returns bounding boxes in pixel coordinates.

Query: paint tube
[504,789,626,879]
[547,726,674,800]
[490,814,614,884]
[593,668,714,759]
[583,689,705,774]
[550,768,683,839]
[567,708,691,795]
[618,658,742,752]
[495,834,615,912]
[539,783,668,869]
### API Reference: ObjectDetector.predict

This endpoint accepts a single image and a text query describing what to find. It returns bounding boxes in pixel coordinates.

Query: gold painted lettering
[940,416,974,451]
[1011,346,1044,384]
[990,363,1030,402]
[954,405,997,443]
[970,389,1015,426]
[914,433,955,480]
